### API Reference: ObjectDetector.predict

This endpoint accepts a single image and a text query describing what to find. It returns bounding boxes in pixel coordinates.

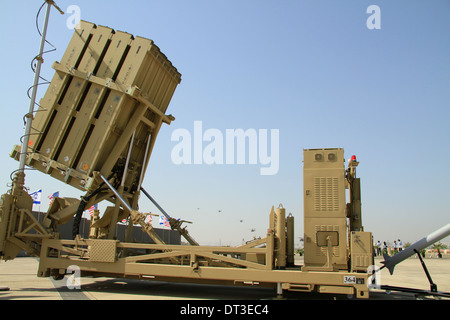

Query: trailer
[0,3,374,299]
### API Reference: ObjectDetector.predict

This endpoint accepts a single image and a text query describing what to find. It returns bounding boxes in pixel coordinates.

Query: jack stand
[274,283,285,300]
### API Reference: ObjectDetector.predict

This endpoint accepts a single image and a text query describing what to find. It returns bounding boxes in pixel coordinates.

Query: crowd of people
[374,239,403,257]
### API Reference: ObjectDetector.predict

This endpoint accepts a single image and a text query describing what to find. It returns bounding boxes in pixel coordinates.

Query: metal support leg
[140,187,199,246]
[276,283,284,299]
[414,249,437,293]
[99,174,169,247]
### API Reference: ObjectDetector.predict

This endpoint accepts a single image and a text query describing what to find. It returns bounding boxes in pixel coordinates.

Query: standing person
[376,240,381,256]
[393,240,398,254]
[398,239,403,252]
[382,241,387,255]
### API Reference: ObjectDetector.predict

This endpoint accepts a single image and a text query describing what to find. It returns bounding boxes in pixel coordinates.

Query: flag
[30,189,42,205]
[145,214,153,225]
[159,216,170,227]
[86,204,98,217]
[48,192,59,206]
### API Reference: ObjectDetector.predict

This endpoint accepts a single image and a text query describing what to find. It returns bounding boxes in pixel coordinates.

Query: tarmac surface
[0,255,448,301]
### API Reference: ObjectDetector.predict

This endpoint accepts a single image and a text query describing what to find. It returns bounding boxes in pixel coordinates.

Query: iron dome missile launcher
[2,2,429,300]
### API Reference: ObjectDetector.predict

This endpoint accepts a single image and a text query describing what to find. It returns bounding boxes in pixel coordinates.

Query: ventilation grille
[314,177,339,211]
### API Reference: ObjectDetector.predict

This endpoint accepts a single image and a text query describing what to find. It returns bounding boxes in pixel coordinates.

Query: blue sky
[0,0,449,246]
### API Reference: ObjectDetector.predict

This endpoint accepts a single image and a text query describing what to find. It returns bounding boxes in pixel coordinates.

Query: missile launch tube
[381,223,450,275]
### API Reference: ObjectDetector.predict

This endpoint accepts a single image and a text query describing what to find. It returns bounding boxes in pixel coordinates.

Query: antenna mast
[14,0,64,191]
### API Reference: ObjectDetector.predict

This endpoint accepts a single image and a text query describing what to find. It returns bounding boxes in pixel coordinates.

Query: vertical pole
[286,213,295,267]
[18,2,52,175]
[275,205,286,269]
[126,133,152,242]
[109,130,136,239]
[137,133,152,191]
[14,1,63,191]
[120,130,136,187]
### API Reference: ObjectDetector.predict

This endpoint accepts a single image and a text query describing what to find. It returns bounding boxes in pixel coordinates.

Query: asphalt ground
[0,255,448,301]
